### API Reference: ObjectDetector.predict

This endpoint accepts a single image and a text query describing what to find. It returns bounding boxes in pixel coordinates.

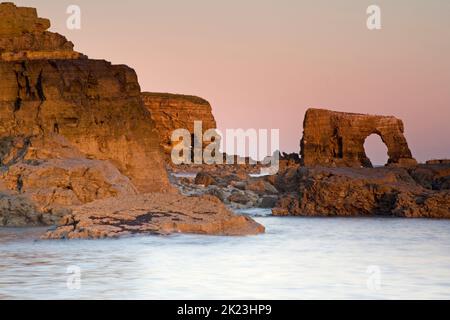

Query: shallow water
[1,210,450,300]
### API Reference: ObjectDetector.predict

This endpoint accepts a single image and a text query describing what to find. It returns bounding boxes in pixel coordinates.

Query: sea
[1,208,449,299]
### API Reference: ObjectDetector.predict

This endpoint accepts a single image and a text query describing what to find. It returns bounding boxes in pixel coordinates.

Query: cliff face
[0,3,264,237]
[141,92,217,157]
[301,108,417,168]
[0,3,170,193]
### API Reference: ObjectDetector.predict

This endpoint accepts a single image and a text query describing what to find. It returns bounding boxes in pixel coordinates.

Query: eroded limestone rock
[300,108,417,168]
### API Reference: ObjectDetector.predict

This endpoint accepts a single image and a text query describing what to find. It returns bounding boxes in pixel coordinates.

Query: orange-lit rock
[142,92,217,157]
[300,108,417,168]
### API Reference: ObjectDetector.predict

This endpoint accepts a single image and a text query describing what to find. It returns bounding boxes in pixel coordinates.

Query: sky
[14,0,450,164]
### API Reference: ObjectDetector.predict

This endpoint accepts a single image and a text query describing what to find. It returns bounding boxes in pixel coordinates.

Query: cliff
[141,92,217,157]
[0,3,264,236]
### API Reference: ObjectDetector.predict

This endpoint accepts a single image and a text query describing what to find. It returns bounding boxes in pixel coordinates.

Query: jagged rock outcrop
[272,165,450,218]
[300,108,417,168]
[44,193,265,239]
[141,92,217,157]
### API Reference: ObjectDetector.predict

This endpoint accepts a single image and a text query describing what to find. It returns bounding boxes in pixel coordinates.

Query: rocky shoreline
[168,161,450,219]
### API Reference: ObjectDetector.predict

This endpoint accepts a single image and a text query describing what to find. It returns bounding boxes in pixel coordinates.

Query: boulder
[194,172,217,187]
[246,179,278,195]
[258,195,278,209]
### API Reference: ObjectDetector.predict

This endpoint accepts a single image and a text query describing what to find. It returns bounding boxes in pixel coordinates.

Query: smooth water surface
[1,210,449,299]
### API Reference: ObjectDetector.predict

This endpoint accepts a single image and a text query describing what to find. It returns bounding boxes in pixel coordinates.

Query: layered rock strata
[0,3,170,193]
[141,92,217,158]
[0,2,82,61]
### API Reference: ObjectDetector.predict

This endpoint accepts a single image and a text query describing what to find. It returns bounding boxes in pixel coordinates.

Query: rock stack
[300,108,417,167]
[271,108,450,218]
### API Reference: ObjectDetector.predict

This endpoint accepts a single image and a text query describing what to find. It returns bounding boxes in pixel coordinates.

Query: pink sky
[15,0,450,164]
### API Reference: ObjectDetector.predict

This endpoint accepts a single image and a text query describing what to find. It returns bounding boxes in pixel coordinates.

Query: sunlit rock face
[300,108,417,168]
[0,2,82,61]
[0,3,171,193]
[141,92,217,157]
[0,4,265,237]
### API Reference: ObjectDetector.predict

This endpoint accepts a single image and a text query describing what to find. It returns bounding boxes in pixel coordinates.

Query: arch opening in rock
[300,108,417,167]
[363,134,389,167]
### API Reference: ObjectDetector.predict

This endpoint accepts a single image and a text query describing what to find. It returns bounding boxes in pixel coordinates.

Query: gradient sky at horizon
[13,0,450,164]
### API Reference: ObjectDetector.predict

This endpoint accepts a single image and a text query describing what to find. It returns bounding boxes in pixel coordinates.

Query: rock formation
[0,2,169,193]
[0,2,82,61]
[44,193,264,239]
[272,165,450,218]
[172,168,279,210]
[141,92,217,157]
[267,108,448,218]
[427,159,450,165]
[0,3,264,237]
[300,108,417,168]
[0,135,138,226]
